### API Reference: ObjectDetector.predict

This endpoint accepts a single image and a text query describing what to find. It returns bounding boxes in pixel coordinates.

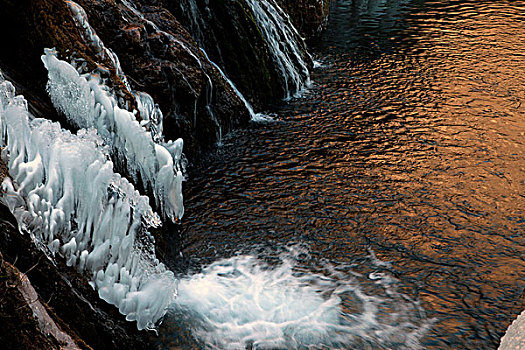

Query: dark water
[163,0,525,348]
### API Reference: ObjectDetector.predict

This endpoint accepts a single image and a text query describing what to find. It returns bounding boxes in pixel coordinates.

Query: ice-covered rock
[41,49,184,222]
[0,73,176,330]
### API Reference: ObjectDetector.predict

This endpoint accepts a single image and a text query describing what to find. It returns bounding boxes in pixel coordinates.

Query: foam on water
[167,246,433,349]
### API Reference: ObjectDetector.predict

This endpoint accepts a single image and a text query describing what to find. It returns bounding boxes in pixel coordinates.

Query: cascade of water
[200,48,273,122]
[0,72,176,331]
[177,0,207,47]
[245,0,311,99]
[120,0,224,144]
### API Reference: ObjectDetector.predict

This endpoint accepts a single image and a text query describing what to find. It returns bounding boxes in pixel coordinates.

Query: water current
[159,0,525,348]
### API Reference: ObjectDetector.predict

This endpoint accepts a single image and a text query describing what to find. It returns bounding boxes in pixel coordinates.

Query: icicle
[0,73,176,330]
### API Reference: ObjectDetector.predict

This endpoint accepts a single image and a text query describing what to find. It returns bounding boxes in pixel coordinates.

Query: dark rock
[0,258,88,349]
[71,0,250,157]
[151,0,330,107]
[277,0,331,39]
[0,204,151,350]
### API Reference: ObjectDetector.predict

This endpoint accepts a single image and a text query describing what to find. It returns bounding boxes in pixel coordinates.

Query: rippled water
[160,0,525,348]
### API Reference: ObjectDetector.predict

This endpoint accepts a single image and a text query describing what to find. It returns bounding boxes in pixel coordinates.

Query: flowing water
[159,0,525,348]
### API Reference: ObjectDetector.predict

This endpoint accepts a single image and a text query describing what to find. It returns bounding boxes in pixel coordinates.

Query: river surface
[158,0,525,348]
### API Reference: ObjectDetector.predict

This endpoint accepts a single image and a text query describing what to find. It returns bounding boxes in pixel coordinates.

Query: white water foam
[167,247,433,349]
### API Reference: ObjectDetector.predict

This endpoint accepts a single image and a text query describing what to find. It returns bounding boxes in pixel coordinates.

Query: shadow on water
[162,0,525,348]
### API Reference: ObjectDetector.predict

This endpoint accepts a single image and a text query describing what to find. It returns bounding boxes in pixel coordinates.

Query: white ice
[0,72,176,330]
[41,49,184,222]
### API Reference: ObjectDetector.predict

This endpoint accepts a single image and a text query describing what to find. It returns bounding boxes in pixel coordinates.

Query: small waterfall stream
[245,0,311,99]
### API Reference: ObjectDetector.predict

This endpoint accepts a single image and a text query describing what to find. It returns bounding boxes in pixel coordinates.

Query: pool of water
[159,0,525,348]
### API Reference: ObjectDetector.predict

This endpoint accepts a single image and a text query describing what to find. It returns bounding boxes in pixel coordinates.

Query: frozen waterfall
[0,72,176,330]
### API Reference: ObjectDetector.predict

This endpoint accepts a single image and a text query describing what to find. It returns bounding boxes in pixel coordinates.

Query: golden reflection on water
[180,0,525,348]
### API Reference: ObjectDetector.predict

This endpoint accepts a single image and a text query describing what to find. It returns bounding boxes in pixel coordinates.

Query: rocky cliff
[0,0,330,347]
[0,0,329,156]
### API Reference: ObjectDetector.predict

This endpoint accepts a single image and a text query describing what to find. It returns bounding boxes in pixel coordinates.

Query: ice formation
[245,0,311,99]
[0,73,176,330]
[66,0,164,135]
[41,49,184,222]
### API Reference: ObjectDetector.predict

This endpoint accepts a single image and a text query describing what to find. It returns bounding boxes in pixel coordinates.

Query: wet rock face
[278,0,331,38]
[72,0,250,155]
[0,259,86,350]
[0,0,250,157]
[163,0,330,108]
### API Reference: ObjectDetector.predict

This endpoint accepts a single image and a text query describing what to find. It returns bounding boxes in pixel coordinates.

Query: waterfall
[200,48,273,122]
[177,0,208,48]
[0,0,319,336]
[120,0,224,144]
[175,0,312,102]
[245,0,311,99]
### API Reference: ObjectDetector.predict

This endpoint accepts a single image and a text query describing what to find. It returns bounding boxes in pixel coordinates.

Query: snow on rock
[0,72,176,330]
[41,49,184,222]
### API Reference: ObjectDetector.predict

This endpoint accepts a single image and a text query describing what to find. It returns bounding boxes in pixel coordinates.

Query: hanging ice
[41,49,184,222]
[0,72,176,330]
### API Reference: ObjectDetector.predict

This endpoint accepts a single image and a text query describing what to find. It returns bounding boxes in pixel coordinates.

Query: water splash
[165,246,434,349]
